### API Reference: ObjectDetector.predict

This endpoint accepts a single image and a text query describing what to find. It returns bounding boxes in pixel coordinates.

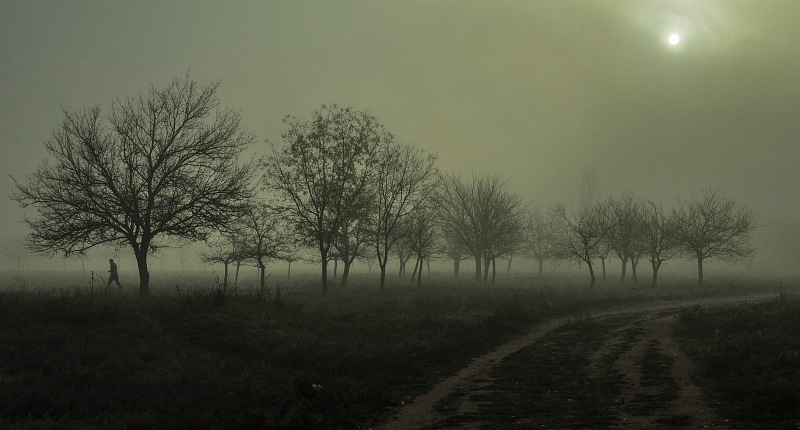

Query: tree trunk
[333,258,339,278]
[537,257,544,276]
[234,261,241,287]
[483,255,490,282]
[341,259,352,288]
[587,259,596,289]
[631,258,639,286]
[259,263,266,291]
[453,257,460,278]
[320,246,329,294]
[135,247,150,296]
[223,262,229,288]
[506,255,512,275]
[491,257,497,285]
[620,257,628,285]
[379,261,387,291]
[650,259,661,288]
[416,255,423,287]
[600,257,607,281]
[411,257,419,280]
[474,255,481,281]
[287,261,292,283]
[696,253,704,287]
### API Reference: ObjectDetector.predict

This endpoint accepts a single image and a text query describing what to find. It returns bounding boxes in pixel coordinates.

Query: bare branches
[12,76,256,294]
[672,188,758,285]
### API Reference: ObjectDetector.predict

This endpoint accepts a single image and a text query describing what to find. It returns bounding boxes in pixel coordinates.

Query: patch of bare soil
[613,315,730,429]
[381,294,770,430]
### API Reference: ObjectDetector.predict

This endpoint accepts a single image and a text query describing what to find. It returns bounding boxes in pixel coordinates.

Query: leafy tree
[12,77,255,295]
[264,105,387,293]
[672,188,758,286]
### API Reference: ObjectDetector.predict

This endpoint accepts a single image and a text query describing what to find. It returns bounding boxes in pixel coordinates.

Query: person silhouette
[107,259,122,289]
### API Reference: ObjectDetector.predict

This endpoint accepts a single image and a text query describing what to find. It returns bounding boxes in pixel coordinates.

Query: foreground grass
[675,294,800,429]
[0,276,786,429]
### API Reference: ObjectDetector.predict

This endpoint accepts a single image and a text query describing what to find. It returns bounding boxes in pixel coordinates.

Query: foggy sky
[2,1,799,275]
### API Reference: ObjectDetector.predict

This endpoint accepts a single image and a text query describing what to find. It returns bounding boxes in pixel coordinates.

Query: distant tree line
[12,77,758,295]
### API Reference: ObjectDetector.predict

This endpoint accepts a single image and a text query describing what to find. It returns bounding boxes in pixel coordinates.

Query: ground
[382,295,768,429]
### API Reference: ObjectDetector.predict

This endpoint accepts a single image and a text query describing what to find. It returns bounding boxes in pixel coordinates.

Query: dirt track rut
[381,294,770,429]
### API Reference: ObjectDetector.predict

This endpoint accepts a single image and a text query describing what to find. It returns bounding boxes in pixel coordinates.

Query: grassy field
[675,293,800,429]
[0,272,792,429]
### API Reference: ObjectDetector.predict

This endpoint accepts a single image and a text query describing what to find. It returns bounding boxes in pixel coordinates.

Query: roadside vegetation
[675,291,800,429]
[0,274,785,429]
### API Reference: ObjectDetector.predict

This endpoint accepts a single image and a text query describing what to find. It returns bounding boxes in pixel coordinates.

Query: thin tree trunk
[223,262,229,288]
[587,259,596,289]
[537,257,544,276]
[474,255,481,281]
[491,257,497,285]
[416,255,423,287]
[650,259,660,288]
[453,257,460,278]
[341,259,352,288]
[631,258,639,286]
[600,257,607,281]
[620,257,628,285]
[234,261,241,287]
[697,253,704,287]
[320,246,329,294]
[506,254,512,275]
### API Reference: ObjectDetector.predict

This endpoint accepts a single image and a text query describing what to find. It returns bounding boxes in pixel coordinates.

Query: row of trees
[12,77,758,295]
[555,190,757,288]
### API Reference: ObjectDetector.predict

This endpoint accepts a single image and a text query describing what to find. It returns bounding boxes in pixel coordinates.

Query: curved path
[381,294,771,429]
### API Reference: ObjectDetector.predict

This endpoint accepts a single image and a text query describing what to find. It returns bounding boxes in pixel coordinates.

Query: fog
[2,1,799,280]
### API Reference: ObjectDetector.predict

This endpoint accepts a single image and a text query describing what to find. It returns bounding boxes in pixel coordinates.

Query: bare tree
[202,231,246,289]
[524,207,564,277]
[334,216,370,287]
[434,174,524,284]
[263,105,387,293]
[405,207,438,287]
[237,201,283,292]
[641,201,678,287]
[556,204,614,289]
[605,195,639,285]
[12,77,255,295]
[372,141,439,291]
[672,188,758,286]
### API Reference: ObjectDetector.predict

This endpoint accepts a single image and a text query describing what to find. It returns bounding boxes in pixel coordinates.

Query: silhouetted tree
[264,105,387,293]
[524,207,564,277]
[405,207,437,287]
[556,204,614,289]
[641,201,678,287]
[238,202,283,292]
[371,141,438,291]
[12,77,255,295]
[203,231,246,288]
[434,174,524,284]
[672,188,758,286]
[606,194,645,286]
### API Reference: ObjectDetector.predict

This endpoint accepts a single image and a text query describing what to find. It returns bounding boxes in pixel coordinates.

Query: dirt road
[381,294,771,429]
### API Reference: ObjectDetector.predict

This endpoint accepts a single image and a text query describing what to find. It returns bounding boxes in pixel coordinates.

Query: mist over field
[2,1,799,285]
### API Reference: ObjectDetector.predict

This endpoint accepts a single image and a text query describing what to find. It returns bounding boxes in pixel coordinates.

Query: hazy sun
[668,33,681,46]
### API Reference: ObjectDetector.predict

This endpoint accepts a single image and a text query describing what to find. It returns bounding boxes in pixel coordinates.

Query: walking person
[107,258,122,289]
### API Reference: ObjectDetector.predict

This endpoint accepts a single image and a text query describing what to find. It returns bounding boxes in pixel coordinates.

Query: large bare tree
[13,77,255,295]
[672,188,758,286]
[434,174,524,284]
[372,141,438,291]
[263,105,387,293]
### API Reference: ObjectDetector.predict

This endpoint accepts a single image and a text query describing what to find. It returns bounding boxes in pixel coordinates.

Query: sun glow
[668,33,681,45]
